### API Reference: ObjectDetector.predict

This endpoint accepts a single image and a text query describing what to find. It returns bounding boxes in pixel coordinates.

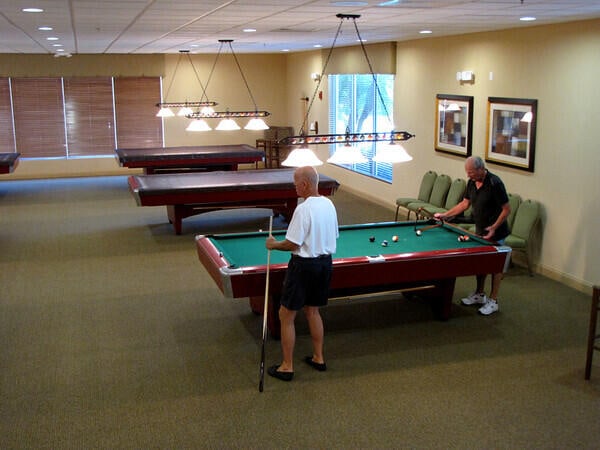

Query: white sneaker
[478,299,499,316]
[461,292,487,306]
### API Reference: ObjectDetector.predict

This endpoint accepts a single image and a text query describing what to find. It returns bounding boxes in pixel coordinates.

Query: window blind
[11,77,66,158]
[0,78,15,153]
[114,77,163,149]
[63,77,115,156]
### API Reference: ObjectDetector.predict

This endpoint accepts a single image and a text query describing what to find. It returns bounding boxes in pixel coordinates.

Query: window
[3,76,162,158]
[328,74,394,182]
[64,77,116,157]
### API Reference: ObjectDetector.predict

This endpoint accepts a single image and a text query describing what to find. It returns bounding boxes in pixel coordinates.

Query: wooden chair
[585,286,600,380]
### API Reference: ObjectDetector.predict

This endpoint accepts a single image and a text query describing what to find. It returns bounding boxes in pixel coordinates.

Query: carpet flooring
[0,175,598,449]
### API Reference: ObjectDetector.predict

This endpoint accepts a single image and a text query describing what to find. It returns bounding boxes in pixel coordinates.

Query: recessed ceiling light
[356,39,367,43]
[379,0,400,5]
[243,28,256,33]
[52,43,63,47]
[520,16,536,22]
[47,37,59,41]
[56,48,64,52]
[281,49,290,52]
[313,44,322,48]
[419,30,433,34]
[22,7,44,13]
[38,26,53,31]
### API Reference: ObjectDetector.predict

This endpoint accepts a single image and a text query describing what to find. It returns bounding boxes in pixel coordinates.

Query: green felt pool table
[195,220,512,338]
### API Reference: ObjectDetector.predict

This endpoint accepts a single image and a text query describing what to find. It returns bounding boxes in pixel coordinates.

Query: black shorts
[280,254,333,311]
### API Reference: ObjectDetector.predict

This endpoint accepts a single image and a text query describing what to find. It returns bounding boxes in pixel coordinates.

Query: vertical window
[64,77,116,157]
[328,74,394,182]
[114,77,163,149]
[0,78,15,153]
[11,77,67,158]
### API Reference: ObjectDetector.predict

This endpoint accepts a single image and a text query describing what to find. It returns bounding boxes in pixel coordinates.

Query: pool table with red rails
[129,168,340,234]
[195,221,512,338]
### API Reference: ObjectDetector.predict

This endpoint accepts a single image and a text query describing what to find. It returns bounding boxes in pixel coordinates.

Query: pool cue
[416,222,444,233]
[259,215,274,393]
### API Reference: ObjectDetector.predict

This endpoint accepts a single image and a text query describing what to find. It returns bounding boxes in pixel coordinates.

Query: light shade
[244,117,269,130]
[372,142,413,163]
[186,119,212,132]
[281,147,323,167]
[215,118,241,131]
[177,106,194,116]
[327,145,368,165]
[156,107,174,117]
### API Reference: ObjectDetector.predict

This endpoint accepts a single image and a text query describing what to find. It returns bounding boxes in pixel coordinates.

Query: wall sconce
[456,70,475,82]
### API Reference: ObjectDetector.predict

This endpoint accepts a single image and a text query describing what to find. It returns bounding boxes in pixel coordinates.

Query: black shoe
[304,356,327,372]
[267,365,294,381]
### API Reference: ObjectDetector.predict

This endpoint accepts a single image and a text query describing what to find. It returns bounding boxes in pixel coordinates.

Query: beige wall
[1,19,599,291]
[316,19,600,292]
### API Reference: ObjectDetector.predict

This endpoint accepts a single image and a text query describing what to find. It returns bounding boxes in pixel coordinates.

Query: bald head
[293,166,319,197]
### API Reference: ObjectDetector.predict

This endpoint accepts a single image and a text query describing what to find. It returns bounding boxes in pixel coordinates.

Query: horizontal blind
[12,77,66,158]
[114,77,162,149]
[64,77,115,156]
[0,78,15,153]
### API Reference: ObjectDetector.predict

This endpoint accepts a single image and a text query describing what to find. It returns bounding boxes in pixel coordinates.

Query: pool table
[0,153,20,174]
[115,144,264,174]
[129,168,340,234]
[195,221,512,338]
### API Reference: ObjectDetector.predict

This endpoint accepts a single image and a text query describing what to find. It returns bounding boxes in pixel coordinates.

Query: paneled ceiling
[1,0,599,55]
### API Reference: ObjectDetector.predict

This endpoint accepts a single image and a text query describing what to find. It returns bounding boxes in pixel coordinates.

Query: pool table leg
[166,205,183,235]
[249,294,281,339]
[428,278,456,320]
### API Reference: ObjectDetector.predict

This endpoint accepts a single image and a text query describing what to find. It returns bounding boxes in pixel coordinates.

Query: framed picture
[435,94,473,157]
[485,97,537,172]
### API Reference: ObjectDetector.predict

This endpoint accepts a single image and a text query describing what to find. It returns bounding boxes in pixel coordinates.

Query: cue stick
[259,215,274,393]
[416,222,443,233]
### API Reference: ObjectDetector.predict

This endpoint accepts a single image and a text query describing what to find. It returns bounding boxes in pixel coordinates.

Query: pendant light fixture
[156,50,217,118]
[281,14,415,167]
[186,40,270,131]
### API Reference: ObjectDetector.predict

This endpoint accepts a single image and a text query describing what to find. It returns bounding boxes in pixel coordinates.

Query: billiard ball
[463,235,470,241]
[416,230,422,236]
[381,240,388,247]
[369,236,375,242]
[392,235,398,242]
[458,236,464,242]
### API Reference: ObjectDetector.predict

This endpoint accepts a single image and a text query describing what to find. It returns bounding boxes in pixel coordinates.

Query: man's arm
[266,236,300,252]
[483,202,510,240]
[434,198,470,220]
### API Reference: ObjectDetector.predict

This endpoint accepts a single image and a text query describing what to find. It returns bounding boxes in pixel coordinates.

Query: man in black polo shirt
[435,156,510,315]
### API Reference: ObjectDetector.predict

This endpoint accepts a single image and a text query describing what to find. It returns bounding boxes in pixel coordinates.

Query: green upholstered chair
[421,178,466,216]
[406,174,451,220]
[507,193,522,230]
[505,199,541,276]
[395,171,437,221]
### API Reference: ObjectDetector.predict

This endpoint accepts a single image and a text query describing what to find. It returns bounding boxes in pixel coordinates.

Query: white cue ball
[416,230,422,236]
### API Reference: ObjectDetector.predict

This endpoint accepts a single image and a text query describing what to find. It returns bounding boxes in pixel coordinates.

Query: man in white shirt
[265,166,339,381]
